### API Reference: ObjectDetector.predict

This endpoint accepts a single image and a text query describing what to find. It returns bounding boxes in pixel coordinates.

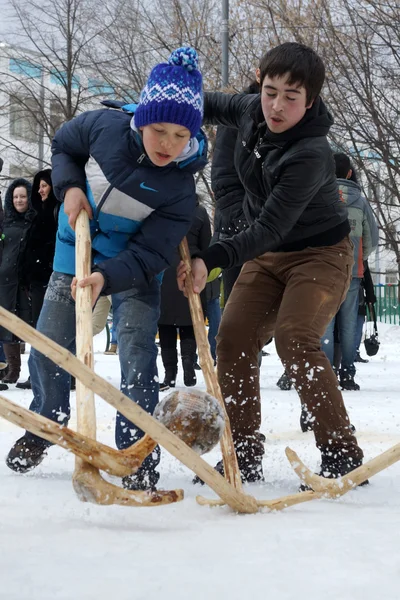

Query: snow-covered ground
[1,325,400,600]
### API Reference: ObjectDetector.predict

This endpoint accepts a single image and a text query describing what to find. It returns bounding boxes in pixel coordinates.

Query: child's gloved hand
[71,272,105,307]
[177,258,208,297]
[64,187,93,229]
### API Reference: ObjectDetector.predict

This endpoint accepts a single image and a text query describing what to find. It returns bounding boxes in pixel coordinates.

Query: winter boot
[277,370,292,391]
[160,348,178,392]
[16,377,31,390]
[299,446,368,492]
[2,343,21,384]
[340,373,360,391]
[193,433,266,485]
[0,362,8,390]
[122,463,160,491]
[104,343,118,355]
[354,351,369,363]
[6,435,50,473]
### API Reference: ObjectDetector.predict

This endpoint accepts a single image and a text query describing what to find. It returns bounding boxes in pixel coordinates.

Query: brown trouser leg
[217,237,363,461]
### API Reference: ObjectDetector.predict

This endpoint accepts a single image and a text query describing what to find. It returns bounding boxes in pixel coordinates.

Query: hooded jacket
[51,103,208,294]
[0,178,36,341]
[337,179,378,278]
[198,92,349,271]
[27,169,59,284]
[211,82,259,240]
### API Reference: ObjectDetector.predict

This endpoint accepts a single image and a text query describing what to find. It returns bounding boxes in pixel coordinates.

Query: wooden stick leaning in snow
[0,394,156,477]
[178,238,243,495]
[286,444,400,496]
[0,303,330,512]
[71,210,183,507]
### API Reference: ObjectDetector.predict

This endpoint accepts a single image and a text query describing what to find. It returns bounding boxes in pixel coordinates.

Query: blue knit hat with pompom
[134,47,203,138]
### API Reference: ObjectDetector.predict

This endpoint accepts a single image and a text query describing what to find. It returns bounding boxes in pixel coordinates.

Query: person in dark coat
[16,169,59,390]
[158,196,211,390]
[0,178,36,387]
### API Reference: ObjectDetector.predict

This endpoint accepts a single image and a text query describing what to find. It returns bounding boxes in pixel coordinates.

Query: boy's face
[140,123,191,167]
[261,73,313,134]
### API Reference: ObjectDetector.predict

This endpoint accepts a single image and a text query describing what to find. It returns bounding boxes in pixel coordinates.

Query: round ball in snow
[154,389,225,455]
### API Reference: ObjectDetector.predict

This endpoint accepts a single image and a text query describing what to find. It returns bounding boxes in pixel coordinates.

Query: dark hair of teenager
[258,42,325,105]
[333,152,358,183]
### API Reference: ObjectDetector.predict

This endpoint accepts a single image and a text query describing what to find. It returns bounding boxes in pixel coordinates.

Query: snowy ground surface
[1,325,400,600]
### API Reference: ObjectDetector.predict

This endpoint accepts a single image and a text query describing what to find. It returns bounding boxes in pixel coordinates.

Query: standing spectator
[16,169,59,389]
[322,154,379,390]
[158,196,211,391]
[354,260,376,363]
[0,178,36,387]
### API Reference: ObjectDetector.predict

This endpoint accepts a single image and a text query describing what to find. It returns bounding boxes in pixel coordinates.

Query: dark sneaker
[299,447,368,491]
[0,382,9,391]
[277,371,292,391]
[122,467,160,491]
[193,457,264,485]
[16,378,31,390]
[354,352,369,364]
[6,435,49,473]
[194,362,202,371]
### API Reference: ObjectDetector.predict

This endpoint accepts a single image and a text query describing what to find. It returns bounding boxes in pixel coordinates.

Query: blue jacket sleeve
[51,110,104,200]
[94,178,197,294]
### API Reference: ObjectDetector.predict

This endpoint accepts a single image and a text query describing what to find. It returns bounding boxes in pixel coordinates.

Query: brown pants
[217,237,363,461]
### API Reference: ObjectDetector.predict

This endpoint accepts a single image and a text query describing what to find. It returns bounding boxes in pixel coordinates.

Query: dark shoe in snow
[193,433,266,485]
[299,447,368,491]
[354,352,369,364]
[16,378,31,390]
[122,467,160,491]
[6,435,49,473]
[194,362,202,371]
[340,375,360,391]
[277,371,292,391]
[0,382,8,391]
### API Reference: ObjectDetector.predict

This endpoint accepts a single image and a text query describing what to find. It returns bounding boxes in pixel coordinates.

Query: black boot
[277,370,292,390]
[122,463,160,491]
[2,343,21,384]
[354,351,369,363]
[160,348,178,392]
[16,377,31,390]
[6,435,50,473]
[300,446,368,491]
[340,372,360,391]
[193,433,266,484]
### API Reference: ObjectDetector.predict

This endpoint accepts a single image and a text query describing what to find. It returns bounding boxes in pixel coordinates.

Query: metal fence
[374,284,400,324]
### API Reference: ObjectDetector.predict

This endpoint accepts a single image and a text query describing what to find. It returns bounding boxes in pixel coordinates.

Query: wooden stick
[71,211,183,507]
[178,238,242,490]
[0,286,259,511]
[0,393,153,477]
[286,444,400,497]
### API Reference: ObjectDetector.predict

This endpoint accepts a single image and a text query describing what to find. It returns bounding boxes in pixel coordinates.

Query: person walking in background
[321,153,378,391]
[158,195,211,391]
[16,169,59,390]
[0,178,36,388]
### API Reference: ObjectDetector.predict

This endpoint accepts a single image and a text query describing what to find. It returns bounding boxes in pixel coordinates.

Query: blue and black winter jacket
[51,102,208,294]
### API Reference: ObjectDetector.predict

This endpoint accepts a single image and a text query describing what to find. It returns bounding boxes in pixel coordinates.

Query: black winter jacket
[0,178,36,341]
[159,202,211,327]
[199,93,349,271]
[27,169,59,284]
[211,82,259,240]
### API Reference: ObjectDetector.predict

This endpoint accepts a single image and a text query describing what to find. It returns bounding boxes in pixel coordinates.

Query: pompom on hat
[134,47,203,138]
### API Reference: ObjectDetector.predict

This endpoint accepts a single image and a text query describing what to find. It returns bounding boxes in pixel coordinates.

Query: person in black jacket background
[158,195,211,390]
[0,178,36,387]
[16,169,59,390]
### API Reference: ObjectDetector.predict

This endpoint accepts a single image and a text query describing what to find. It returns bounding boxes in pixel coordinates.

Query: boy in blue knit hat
[6,47,207,491]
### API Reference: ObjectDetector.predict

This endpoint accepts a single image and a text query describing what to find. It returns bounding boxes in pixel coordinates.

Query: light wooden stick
[178,238,242,490]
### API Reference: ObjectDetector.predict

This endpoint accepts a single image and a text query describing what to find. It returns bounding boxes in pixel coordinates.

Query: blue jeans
[27,272,161,470]
[0,342,6,363]
[322,277,361,377]
[207,297,221,361]
[355,313,365,352]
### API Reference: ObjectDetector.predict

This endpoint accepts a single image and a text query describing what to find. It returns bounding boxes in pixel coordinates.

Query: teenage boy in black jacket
[178,42,365,485]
